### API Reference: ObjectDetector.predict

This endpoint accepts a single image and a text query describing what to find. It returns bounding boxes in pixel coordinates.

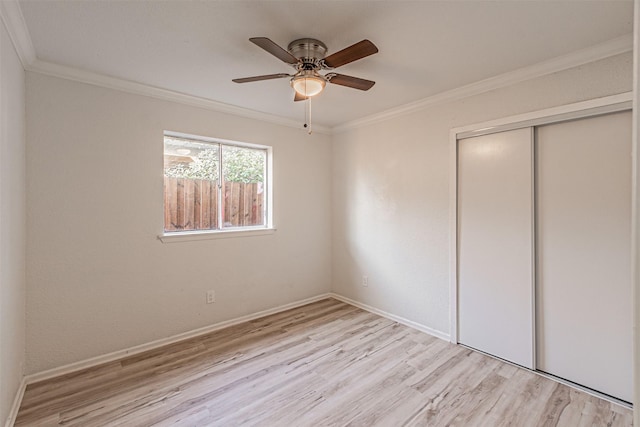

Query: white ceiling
[18,1,633,128]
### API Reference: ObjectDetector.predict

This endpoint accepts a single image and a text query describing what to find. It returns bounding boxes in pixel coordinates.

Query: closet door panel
[458,128,534,368]
[536,111,632,402]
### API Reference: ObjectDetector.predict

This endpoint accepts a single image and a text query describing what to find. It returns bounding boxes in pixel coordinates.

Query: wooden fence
[164,177,264,231]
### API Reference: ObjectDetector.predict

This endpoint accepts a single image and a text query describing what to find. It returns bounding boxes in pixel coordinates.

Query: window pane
[221,145,266,228]
[164,137,219,232]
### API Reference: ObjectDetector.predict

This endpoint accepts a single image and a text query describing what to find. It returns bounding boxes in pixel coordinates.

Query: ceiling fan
[232,37,378,101]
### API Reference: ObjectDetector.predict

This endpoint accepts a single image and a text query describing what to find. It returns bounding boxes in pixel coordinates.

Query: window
[163,132,270,235]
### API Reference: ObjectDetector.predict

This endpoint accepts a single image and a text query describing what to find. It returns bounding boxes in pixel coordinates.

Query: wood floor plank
[15,298,632,426]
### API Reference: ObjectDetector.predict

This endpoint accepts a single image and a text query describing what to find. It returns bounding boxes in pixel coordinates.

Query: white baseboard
[329,292,450,341]
[25,293,331,384]
[4,377,26,427]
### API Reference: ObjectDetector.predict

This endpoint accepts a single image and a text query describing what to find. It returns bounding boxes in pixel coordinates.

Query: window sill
[158,228,276,243]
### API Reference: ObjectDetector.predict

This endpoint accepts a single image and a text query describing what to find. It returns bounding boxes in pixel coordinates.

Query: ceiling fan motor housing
[287,38,328,69]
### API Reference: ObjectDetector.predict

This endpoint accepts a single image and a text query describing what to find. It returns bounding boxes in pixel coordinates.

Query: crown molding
[0,0,36,67]
[27,59,331,134]
[0,0,329,134]
[2,0,631,136]
[334,34,633,134]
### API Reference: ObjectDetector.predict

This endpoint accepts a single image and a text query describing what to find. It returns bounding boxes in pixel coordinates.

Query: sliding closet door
[536,111,632,402]
[458,128,534,368]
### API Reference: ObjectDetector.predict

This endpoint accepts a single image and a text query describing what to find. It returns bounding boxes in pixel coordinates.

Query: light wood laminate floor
[16,298,632,426]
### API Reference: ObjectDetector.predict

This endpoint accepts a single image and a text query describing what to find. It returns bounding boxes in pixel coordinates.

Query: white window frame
[159,131,274,243]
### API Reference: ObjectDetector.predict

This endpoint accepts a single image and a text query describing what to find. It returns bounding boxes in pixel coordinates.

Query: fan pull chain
[304,97,312,135]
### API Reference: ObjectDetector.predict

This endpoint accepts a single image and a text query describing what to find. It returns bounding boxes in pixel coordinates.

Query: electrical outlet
[362,275,368,287]
[206,290,216,304]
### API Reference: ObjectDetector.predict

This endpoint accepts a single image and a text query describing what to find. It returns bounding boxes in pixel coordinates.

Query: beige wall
[331,52,633,337]
[0,21,26,426]
[25,73,332,373]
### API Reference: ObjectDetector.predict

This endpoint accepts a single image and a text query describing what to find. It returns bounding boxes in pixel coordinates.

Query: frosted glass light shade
[291,75,325,97]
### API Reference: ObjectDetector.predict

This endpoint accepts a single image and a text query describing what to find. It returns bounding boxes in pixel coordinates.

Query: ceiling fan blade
[250,37,299,65]
[323,40,378,68]
[328,74,375,91]
[232,73,291,83]
[294,92,308,102]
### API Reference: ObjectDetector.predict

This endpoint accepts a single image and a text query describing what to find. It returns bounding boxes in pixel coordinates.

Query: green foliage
[165,148,219,181]
[222,146,264,183]
[164,143,264,183]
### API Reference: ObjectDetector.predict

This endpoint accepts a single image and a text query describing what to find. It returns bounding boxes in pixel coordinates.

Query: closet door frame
[449,92,632,346]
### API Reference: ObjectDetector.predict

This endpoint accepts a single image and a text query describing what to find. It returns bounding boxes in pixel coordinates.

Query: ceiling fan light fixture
[291,72,326,97]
